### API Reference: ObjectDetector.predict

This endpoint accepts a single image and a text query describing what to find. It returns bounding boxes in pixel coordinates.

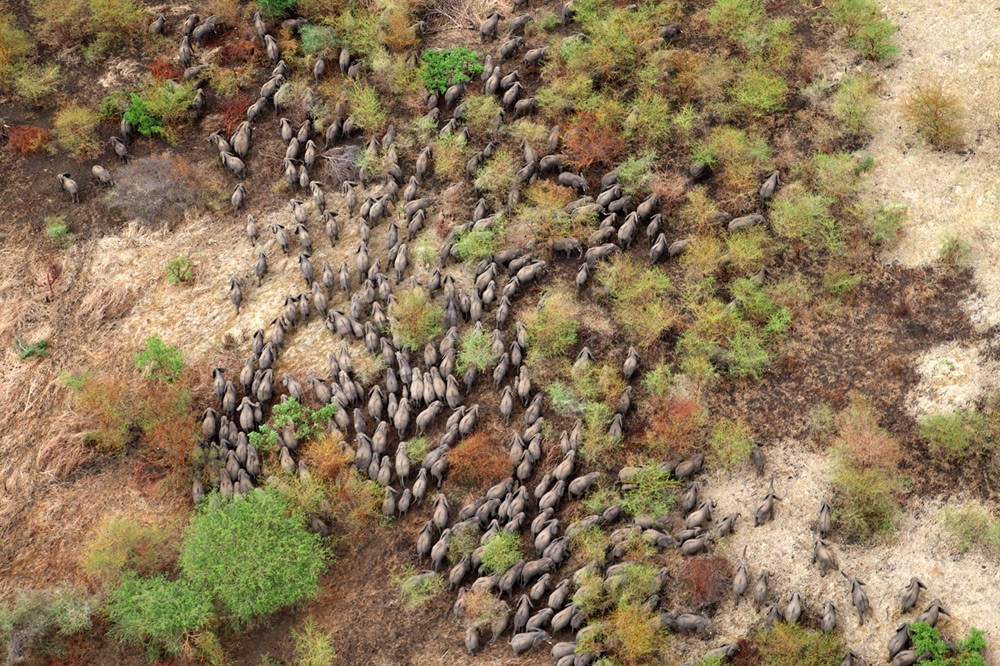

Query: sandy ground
[702,440,1000,664]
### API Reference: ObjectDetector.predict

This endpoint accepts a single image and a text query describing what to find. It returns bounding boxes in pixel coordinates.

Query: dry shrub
[679,556,732,609]
[430,0,497,31]
[137,380,199,475]
[216,38,258,67]
[606,603,669,665]
[902,81,966,150]
[81,513,179,589]
[145,57,181,82]
[463,588,507,629]
[301,433,351,480]
[324,144,361,183]
[7,125,50,155]
[103,155,213,225]
[35,432,88,478]
[449,432,508,488]
[76,284,136,326]
[642,393,707,457]
[832,393,901,469]
[217,92,257,133]
[71,373,137,452]
[564,111,625,171]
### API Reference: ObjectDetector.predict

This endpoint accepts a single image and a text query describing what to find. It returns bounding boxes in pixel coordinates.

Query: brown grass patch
[35,432,89,478]
[76,284,137,326]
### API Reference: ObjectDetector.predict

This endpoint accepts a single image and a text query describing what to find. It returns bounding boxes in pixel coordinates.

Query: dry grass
[76,284,137,327]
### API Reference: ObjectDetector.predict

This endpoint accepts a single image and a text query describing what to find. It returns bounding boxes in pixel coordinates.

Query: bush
[731,67,788,117]
[53,102,101,158]
[680,556,732,609]
[293,619,338,666]
[420,47,484,94]
[868,204,906,250]
[258,0,297,17]
[125,80,198,141]
[449,431,508,488]
[345,82,387,132]
[82,514,178,588]
[300,24,337,55]
[939,504,1000,559]
[564,109,626,170]
[474,147,518,206]
[598,255,674,348]
[389,287,444,351]
[642,393,707,457]
[0,11,33,87]
[690,126,772,200]
[462,589,508,629]
[479,531,522,574]
[106,574,213,657]
[909,621,988,666]
[104,155,212,225]
[569,524,609,564]
[918,411,989,463]
[755,623,845,666]
[7,125,50,155]
[0,587,96,664]
[769,183,836,252]
[525,289,580,359]
[166,255,194,285]
[44,215,71,246]
[134,335,184,384]
[938,234,971,266]
[15,336,48,360]
[457,327,499,373]
[830,74,878,138]
[707,417,754,469]
[831,462,900,543]
[641,364,675,396]
[903,82,967,150]
[617,152,656,195]
[832,394,902,469]
[179,488,328,623]
[463,94,503,136]
[453,226,503,263]
[448,522,481,564]
[619,465,680,518]
[13,63,60,105]
[394,568,446,608]
[605,603,670,665]
[828,0,899,59]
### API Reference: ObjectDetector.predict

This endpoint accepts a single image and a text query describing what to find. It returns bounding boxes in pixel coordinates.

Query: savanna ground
[0,0,998,664]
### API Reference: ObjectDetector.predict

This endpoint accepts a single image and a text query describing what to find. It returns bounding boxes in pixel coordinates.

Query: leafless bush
[103,156,211,226]
[324,144,360,183]
[431,0,497,30]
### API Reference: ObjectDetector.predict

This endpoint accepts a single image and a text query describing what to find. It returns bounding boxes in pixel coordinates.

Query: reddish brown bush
[642,394,708,457]
[217,39,258,67]
[218,92,256,134]
[680,556,732,609]
[146,57,181,81]
[564,111,625,171]
[449,432,509,488]
[833,393,902,469]
[730,637,762,666]
[137,380,199,477]
[7,125,50,155]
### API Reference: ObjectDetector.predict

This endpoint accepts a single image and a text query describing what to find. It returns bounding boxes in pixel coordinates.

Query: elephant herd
[41,5,970,664]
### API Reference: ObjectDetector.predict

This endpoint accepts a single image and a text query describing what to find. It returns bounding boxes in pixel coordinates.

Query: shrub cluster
[389,287,444,351]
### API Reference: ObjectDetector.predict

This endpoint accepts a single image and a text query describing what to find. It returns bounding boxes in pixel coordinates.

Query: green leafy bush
[598,255,674,348]
[300,24,337,55]
[249,397,336,453]
[479,531,523,574]
[420,47,484,94]
[106,574,213,657]
[830,462,900,542]
[14,63,61,105]
[830,74,878,137]
[179,488,328,623]
[125,81,197,140]
[53,102,101,158]
[918,411,989,463]
[617,152,656,195]
[525,289,580,359]
[134,335,184,384]
[453,227,503,263]
[15,336,49,360]
[769,183,836,251]
[707,417,755,469]
[44,215,71,246]
[939,504,1000,559]
[0,11,33,87]
[258,0,297,18]
[166,255,194,285]
[909,621,988,666]
[0,586,96,664]
[389,287,444,351]
[619,465,680,518]
[731,68,788,117]
[394,568,446,608]
[755,623,845,666]
[293,619,338,666]
[828,0,899,60]
[457,327,499,373]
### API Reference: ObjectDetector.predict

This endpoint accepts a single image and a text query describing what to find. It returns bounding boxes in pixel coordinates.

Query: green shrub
[619,465,680,518]
[828,0,898,59]
[293,619,338,666]
[525,289,579,358]
[300,24,337,55]
[13,63,61,105]
[830,462,900,543]
[597,255,674,348]
[918,411,989,463]
[830,74,878,137]
[0,11,33,87]
[457,327,499,373]
[249,397,336,453]
[731,68,787,117]
[44,215,71,245]
[822,270,863,299]
[903,82,967,150]
[463,94,503,136]
[405,436,431,460]
[690,126,772,197]
[480,531,522,574]
[939,504,1000,559]
[453,226,502,263]
[617,152,656,195]
[909,621,988,666]
[394,568,446,608]
[15,336,49,360]
[53,102,100,158]
[769,183,836,251]
[868,204,905,250]
[473,148,518,206]
[125,81,197,141]
[258,0,297,18]
[389,287,444,351]
[0,586,96,664]
[569,524,609,564]
[106,574,213,657]
[82,514,177,588]
[134,335,184,384]
[166,255,194,285]
[707,417,754,469]
[420,47,484,94]
[345,82,387,132]
[179,488,328,623]
[939,234,971,266]
[447,521,481,564]
[756,623,845,666]
[641,364,675,397]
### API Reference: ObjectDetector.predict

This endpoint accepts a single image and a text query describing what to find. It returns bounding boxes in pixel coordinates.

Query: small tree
[105,574,213,657]
[903,82,966,150]
[420,47,484,93]
[134,335,184,384]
